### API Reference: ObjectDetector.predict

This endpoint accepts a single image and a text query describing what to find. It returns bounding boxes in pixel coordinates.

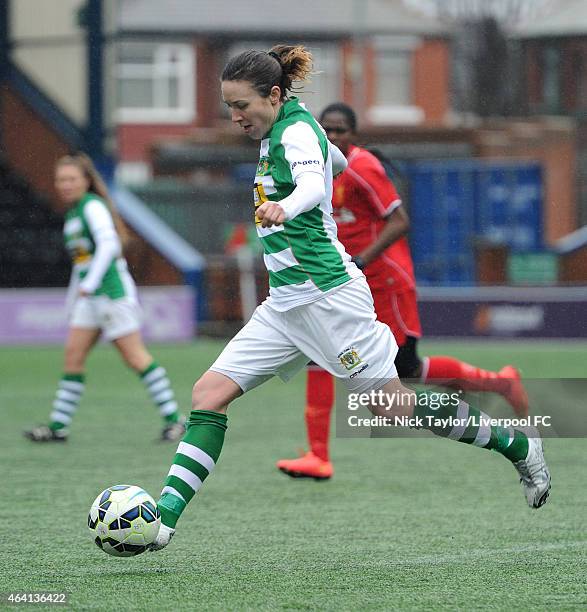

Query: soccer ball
[88,485,161,557]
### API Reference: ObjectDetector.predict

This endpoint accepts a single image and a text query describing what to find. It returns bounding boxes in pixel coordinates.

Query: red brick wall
[195,39,221,127]
[341,39,354,104]
[117,123,196,163]
[413,38,450,125]
[526,43,542,110]
[0,83,69,207]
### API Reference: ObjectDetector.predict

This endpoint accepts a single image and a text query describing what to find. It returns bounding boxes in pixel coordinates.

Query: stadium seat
[0,164,69,288]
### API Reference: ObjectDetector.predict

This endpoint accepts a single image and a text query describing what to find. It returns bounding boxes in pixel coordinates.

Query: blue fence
[406,160,543,285]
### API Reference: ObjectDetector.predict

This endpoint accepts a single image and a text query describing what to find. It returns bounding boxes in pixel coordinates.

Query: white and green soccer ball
[88,485,161,557]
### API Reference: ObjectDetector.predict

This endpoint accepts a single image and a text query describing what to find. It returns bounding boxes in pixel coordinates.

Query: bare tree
[402,0,556,117]
[403,0,554,24]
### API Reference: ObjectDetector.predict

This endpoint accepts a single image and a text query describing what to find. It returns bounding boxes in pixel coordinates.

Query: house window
[297,44,342,116]
[542,46,560,113]
[369,35,423,125]
[116,42,195,123]
[375,48,412,107]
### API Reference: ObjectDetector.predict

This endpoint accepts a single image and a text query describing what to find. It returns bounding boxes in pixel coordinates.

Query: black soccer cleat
[159,416,187,442]
[24,425,69,442]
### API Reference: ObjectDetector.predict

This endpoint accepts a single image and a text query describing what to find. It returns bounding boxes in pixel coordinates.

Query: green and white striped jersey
[254,97,360,311]
[63,193,136,300]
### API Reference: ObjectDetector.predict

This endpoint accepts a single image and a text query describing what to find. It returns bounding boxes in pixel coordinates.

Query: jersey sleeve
[328,141,348,176]
[275,172,326,221]
[84,199,119,240]
[346,153,401,218]
[281,121,326,184]
[79,199,122,293]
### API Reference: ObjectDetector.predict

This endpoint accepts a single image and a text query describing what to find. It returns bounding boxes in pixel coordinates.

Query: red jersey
[332,144,416,292]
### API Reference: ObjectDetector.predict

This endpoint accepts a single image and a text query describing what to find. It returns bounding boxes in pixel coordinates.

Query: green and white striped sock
[414,392,528,461]
[158,410,228,528]
[140,361,180,423]
[49,373,85,431]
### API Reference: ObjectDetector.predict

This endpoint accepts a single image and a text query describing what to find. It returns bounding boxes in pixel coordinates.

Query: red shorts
[370,286,422,346]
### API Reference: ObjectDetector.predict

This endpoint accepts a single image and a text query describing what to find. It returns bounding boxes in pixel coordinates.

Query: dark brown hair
[320,102,357,132]
[221,44,313,99]
[56,153,129,246]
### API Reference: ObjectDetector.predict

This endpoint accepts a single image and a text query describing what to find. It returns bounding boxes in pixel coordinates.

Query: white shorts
[211,277,398,394]
[70,296,142,341]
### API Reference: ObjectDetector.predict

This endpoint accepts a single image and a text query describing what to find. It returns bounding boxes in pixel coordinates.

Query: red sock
[423,356,508,393]
[305,366,335,462]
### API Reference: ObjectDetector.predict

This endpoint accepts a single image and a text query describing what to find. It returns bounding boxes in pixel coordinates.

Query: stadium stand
[0,155,70,287]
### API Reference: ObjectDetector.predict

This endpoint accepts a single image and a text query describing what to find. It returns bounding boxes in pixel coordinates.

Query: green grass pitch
[1,340,585,611]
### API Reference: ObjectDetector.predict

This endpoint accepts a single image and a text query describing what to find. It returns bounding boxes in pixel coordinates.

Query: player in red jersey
[277,102,529,480]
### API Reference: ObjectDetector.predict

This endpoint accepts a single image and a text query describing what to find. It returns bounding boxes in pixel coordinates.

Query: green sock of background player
[49,373,85,431]
[139,361,181,424]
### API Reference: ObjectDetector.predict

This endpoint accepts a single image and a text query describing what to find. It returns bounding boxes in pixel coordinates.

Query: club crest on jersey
[333,185,345,205]
[253,182,268,225]
[256,158,271,175]
[338,346,362,371]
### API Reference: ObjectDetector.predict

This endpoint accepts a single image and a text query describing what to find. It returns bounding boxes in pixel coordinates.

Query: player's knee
[192,379,208,408]
[396,359,421,379]
[371,378,415,419]
[122,350,151,372]
[191,376,233,413]
[64,344,85,370]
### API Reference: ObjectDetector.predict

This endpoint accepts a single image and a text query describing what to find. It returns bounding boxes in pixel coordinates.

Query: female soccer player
[150,45,550,550]
[277,102,530,480]
[24,154,185,443]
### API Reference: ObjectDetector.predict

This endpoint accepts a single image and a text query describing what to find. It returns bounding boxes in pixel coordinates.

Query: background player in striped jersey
[150,46,550,551]
[277,102,530,479]
[24,154,185,443]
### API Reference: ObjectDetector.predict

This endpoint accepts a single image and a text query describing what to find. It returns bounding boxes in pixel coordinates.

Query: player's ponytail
[221,44,314,100]
[56,153,130,249]
[267,44,313,95]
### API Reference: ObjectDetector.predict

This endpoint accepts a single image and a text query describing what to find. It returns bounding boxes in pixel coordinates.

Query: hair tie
[267,51,281,64]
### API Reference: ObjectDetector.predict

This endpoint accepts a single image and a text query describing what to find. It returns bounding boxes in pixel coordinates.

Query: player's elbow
[297,172,325,198]
[311,178,326,204]
[393,205,411,237]
[400,216,410,236]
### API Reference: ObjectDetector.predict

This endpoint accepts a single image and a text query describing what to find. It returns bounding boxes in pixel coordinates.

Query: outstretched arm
[256,172,325,228]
